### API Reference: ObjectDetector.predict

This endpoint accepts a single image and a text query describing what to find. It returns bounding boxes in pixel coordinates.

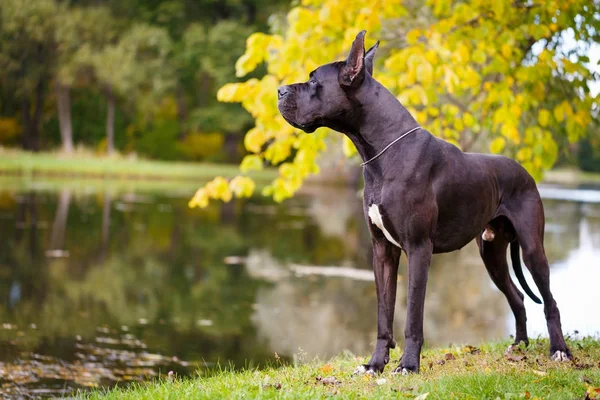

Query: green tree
[54,6,117,153]
[0,0,59,151]
[91,23,173,154]
[191,0,598,208]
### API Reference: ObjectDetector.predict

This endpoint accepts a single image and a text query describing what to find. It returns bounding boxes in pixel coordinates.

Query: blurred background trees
[0,0,287,161]
[0,0,598,182]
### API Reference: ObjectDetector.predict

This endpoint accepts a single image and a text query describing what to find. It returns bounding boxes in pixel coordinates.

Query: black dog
[277,30,572,374]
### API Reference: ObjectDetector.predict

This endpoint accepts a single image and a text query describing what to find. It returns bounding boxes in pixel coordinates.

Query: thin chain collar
[360,126,422,167]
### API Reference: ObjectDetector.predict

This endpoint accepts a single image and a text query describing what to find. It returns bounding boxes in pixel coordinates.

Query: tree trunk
[100,191,111,261]
[21,97,32,150]
[21,79,46,151]
[50,188,71,251]
[106,86,115,155]
[56,82,74,153]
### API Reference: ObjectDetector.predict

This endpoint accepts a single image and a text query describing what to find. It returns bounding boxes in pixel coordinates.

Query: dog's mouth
[278,99,321,133]
[282,115,320,133]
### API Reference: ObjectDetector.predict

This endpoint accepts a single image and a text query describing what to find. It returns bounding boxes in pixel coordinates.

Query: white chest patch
[368,204,402,248]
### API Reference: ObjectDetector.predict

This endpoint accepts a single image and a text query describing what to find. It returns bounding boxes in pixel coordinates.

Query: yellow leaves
[342,136,357,157]
[553,101,573,123]
[230,176,255,198]
[453,44,471,63]
[406,29,421,45]
[265,137,294,165]
[402,86,428,106]
[516,147,532,162]
[489,137,506,154]
[442,66,459,94]
[501,124,520,144]
[288,7,316,35]
[244,127,267,154]
[318,364,334,374]
[416,62,434,86]
[189,188,209,209]
[538,109,551,127]
[189,177,231,208]
[462,113,476,128]
[472,49,486,65]
[0,117,20,141]
[217,83,246,103]
[586,385,600,400]
[189,176,255,208]
[235,33,269,77]
[492,1,505,18]
[193,0,593,209]
[240,155,263,173]
[208,177,232,202]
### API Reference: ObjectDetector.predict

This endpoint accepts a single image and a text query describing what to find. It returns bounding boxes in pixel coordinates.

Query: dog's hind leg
[509,197,572,361]
[356,238,401,375]
[476,235,529,348]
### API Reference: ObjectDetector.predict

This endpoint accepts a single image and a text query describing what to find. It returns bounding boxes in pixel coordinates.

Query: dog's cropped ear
[365,41,379,76]
[339,30,366,87]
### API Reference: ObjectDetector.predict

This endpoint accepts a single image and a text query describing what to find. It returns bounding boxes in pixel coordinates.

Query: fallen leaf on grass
[524,391,531,399]
[505,354,527,362]
[262,383,282,390]
[319,364,333,374]
[315,376,341,386]
[585,385,600,400]
[463,345,481,355]
[415,392,429,400]
[573,361,593,370]
[532,370,547,376]
[444,353,456,361]
[436,360,445,366]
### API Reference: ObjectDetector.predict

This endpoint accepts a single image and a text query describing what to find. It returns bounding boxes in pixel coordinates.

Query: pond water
[0,178,599,397]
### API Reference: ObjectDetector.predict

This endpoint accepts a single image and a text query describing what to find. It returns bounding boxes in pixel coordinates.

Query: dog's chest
[368,204,402,248]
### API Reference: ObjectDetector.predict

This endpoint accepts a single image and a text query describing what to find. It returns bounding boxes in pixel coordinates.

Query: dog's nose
[277,86,289,100]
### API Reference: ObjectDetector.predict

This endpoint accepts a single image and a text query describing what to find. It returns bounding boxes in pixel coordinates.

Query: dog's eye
[309,78,317,85]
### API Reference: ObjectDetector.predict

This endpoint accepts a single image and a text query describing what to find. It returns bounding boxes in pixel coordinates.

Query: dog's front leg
[394,240,433,374]
[359,238,401,374]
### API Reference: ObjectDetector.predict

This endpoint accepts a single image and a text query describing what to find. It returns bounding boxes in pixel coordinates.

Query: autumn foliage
[190,0,597,208]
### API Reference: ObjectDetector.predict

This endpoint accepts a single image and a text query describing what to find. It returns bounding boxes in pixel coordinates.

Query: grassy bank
[1,149,599,187]
[85,338,600,399]
[543,167,600,185]
[0,149,275,182]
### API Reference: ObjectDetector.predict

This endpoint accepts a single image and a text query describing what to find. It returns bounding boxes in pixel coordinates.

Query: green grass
[84,338,600,399]
[544,167,600,185]
[0,149,275,182]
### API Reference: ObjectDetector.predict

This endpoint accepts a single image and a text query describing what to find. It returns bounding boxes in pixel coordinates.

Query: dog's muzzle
[277,86,289,100]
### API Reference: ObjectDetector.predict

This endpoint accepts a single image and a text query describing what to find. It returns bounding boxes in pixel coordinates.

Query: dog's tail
[510,241,542,304]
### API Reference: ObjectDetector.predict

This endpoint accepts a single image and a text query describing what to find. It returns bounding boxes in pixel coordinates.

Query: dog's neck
[334,77,420,170]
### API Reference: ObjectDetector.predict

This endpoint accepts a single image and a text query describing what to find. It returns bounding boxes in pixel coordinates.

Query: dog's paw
[353,365,376,376]
[550,350,571,362]
[504,344,518,355]
[391,367,410,376]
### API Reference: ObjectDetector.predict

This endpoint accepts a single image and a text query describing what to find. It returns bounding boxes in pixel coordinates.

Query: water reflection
[526,215,600,337]
[0,181,599,396]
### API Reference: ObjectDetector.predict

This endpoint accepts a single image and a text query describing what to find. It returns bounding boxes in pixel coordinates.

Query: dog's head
[277,30,379,133]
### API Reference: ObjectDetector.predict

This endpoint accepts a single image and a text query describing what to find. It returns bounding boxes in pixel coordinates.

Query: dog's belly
[432,229,479,253]
[431,199,497,253]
